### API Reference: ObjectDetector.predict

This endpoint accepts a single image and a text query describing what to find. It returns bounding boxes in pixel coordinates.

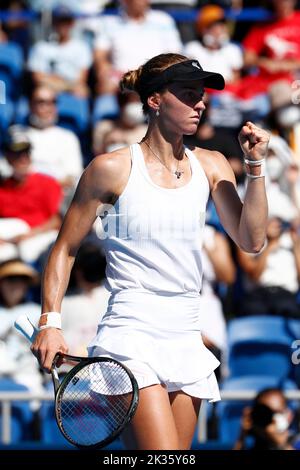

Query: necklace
[143,141,184,179]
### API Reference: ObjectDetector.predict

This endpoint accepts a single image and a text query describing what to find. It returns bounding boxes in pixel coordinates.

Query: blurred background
[1,0,300,451]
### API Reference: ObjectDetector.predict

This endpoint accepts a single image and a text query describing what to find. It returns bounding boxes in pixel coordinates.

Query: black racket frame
[51,354,139,449]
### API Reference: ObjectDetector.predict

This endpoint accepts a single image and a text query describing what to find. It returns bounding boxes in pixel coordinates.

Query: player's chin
[183,123,199,135]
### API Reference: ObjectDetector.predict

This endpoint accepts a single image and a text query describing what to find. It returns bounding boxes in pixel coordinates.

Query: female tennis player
[31,53,269,450]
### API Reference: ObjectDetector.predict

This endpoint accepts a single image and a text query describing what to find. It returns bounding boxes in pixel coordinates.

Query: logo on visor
[192,61,201,69]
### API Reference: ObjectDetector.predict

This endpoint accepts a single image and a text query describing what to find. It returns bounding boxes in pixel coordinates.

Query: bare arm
[32,70,90,97]
[31,151,130,371]
[201,122,269,253]
[244,49,300,73]
[290,227,300,281]
[94,49,120,95]
[237,244,274,282]
[8,214,62,244]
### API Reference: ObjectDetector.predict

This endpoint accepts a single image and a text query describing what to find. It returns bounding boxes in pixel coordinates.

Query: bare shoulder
[187,145,236,190]
[80,147,132,201]
[88,147,131,182]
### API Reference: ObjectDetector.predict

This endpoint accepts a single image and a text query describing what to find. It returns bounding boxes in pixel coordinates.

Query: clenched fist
[238,121,270,161]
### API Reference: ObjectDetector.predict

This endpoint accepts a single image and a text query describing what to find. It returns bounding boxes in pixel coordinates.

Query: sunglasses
[33,98,57,105]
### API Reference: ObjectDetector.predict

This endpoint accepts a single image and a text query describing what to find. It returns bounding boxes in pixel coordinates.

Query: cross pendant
[175,170,183,179]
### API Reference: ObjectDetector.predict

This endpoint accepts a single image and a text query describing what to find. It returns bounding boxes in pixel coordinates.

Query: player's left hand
[238,121,270,161]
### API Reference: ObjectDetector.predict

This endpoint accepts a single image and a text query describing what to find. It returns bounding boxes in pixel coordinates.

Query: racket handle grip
[14,315,39,343]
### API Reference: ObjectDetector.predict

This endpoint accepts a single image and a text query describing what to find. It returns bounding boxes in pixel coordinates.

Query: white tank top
[98,143,210,296]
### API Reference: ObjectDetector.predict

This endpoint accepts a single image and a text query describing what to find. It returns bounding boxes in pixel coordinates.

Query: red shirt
[243,12,300,60]
[223,12,300,99]
[243,11,300,83]
[0,173,62,228]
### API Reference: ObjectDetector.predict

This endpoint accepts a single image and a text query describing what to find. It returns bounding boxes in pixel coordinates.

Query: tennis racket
[14,315,139,449]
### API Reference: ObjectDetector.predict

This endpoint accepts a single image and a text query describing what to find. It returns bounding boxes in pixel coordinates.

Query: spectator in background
[264,134,300,219]
[0,258,43,393]
[234,388,296,450]
[26,85,83,202]
[71,0,119,46]
[243,0,300,94]
[93,91,147,155]
[185,5,243,85]
[236,215,300,318]
[0,127,62,263]
[93,0,182,119]
[213,0,300,128]
[61,242,110,356]
[184,97,244,159]
[0,0,31,57]
[199,224,235,362]
[150,0,198,43]
[236,135,300,316]
[184,5,245,130]
[28,4,92,97]
[267,80,300,159]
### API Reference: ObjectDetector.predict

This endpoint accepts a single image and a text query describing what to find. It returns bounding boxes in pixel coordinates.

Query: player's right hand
[31,328,68,373]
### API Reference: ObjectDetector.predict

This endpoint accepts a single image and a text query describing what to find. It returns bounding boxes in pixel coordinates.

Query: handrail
[1,389,300,445]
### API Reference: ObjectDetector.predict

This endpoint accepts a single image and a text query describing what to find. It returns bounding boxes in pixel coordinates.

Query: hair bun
[120,66,143,93]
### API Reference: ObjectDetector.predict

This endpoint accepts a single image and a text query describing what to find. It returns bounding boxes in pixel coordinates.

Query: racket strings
[57,361,134,446]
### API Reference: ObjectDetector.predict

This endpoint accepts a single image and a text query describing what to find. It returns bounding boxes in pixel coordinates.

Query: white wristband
[245,159,266,178]
[244,157,265,166]
[39,312,61,330]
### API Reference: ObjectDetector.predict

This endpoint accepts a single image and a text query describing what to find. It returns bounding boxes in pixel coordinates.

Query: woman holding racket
[31,53,269,450]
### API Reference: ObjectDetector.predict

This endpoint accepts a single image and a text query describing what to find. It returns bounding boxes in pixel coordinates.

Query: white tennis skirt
[88,290,221,402]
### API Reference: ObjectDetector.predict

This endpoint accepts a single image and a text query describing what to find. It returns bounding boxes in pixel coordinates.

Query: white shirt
[267,182,298,222]
[0,304,43,393]
[247,232,299,293]
[30,0,109,12]
[28,38,93,82]
[61,285,111,355]
[94,10,183,72]
[26,126,83,181]
[150,0,197,5]
[185,41,243,82]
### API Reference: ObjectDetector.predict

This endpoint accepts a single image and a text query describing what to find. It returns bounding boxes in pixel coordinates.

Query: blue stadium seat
[0,379,33,443]
[57,93,90,136]
[0,99,14,147]
[0,42,24,100]
[92,94,119,123]
[40,379,125,449]
[40,400,125,449]
[227,316,300,379]
[216,375,297,445]
[40,402,68,446]
[39,380,65,446]
[14,96,29,126]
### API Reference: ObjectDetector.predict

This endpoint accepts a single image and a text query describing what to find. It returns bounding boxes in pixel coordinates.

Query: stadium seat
[14,96,29,126]
[227,316,300,380]
[40,402,68,446]
[92,94,119,123]
[0,99,14,147]
[0,379,33,443]
[216,375,297,445]
[57,93,90,136]
[0,42,24,100]
[40,401,125,449]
